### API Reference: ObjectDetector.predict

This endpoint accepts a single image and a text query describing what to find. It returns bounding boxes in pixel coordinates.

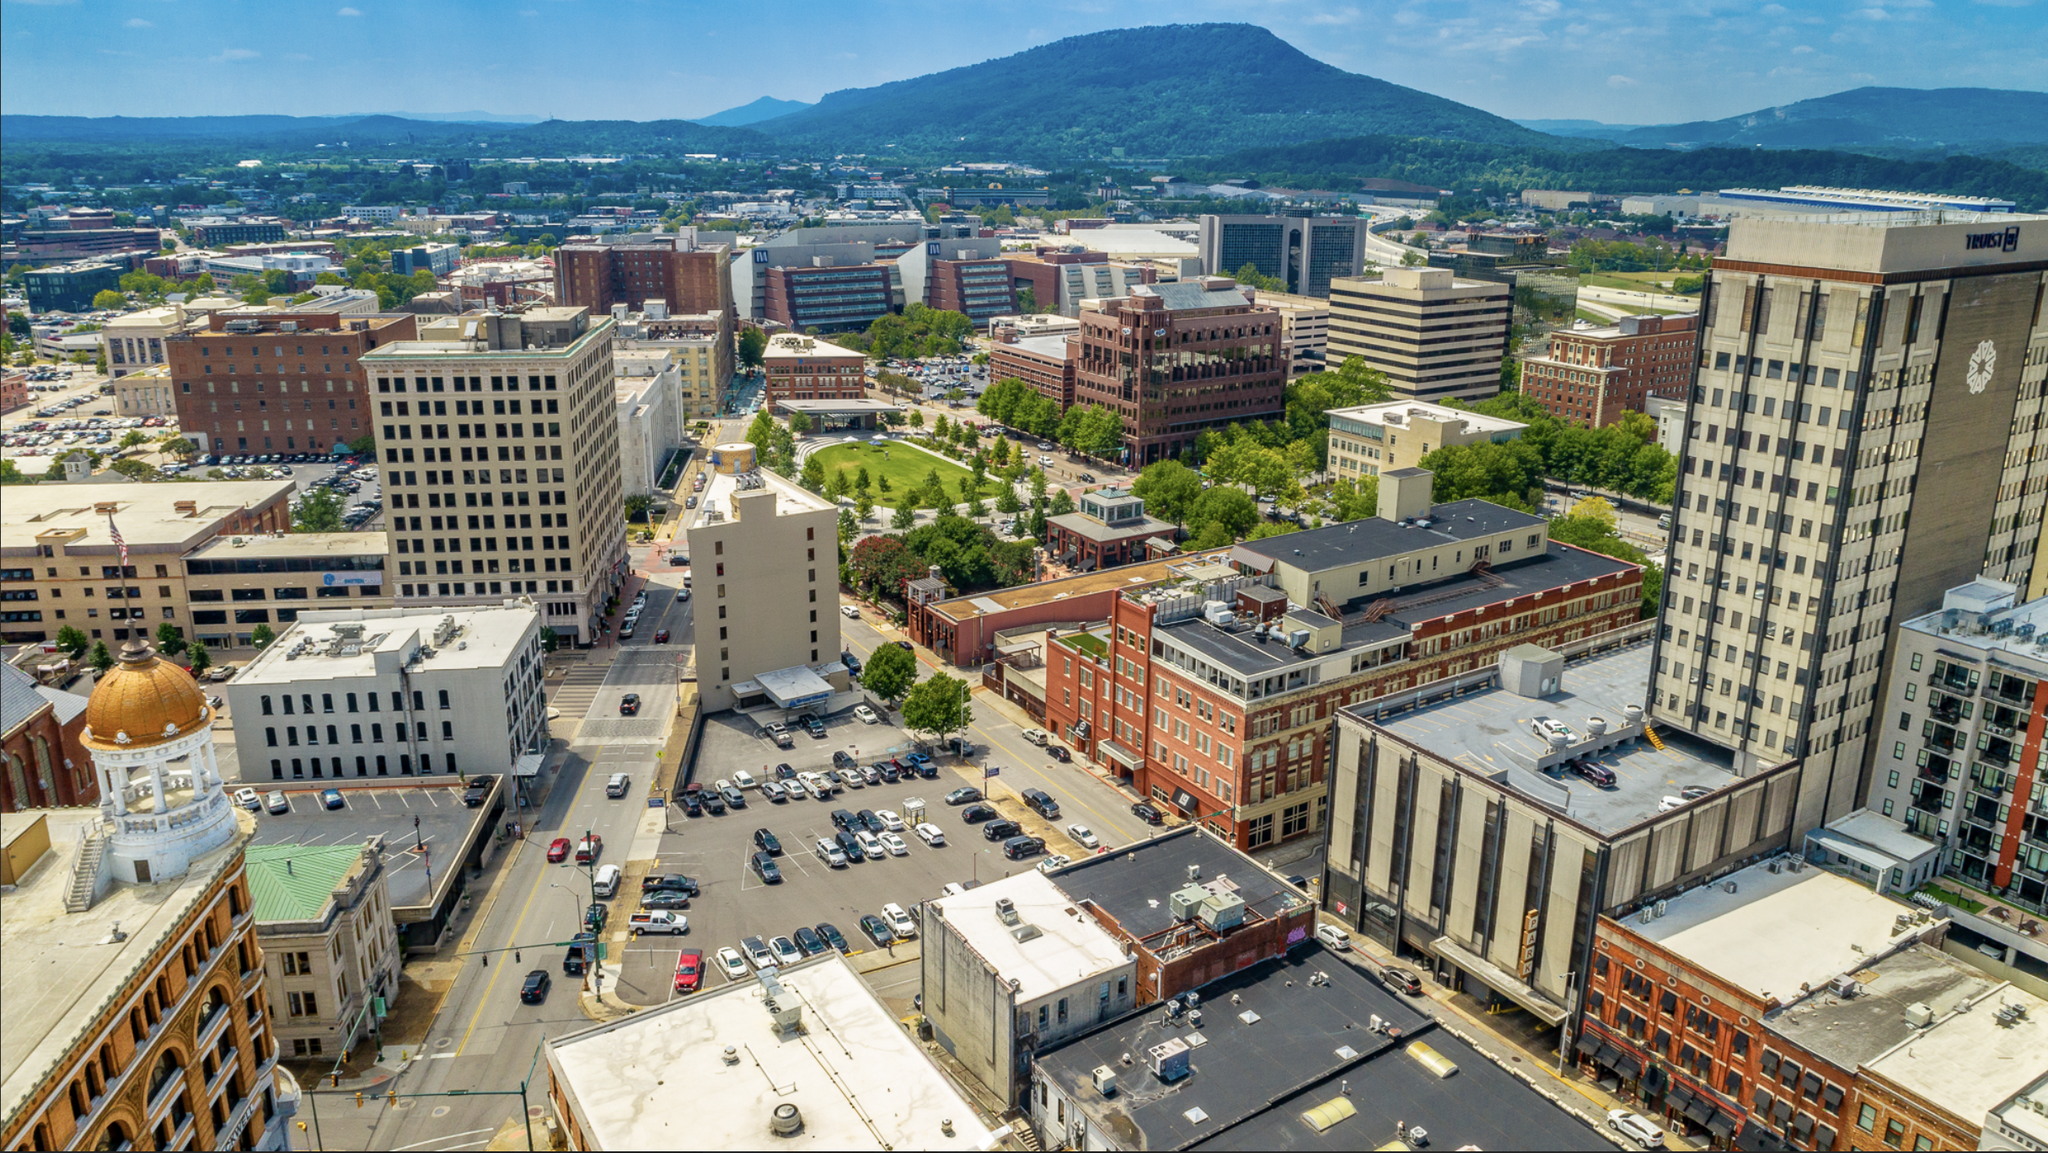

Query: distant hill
[694,97,813,127]
[0,113,767,155]
[1528,88,2048,155]
[752,23,1584,157]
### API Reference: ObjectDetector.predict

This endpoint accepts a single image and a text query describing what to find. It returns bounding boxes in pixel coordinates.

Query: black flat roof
[1235,499,1545,572]
[1054,826,1307,940]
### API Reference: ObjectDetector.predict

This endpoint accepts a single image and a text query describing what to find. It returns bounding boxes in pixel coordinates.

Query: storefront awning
[1575,1035,1600,1057]
[1427,936,1569,1025]
[1615,1054,1643,1081]
[513,752,544,779]
[1706,1112,1738,1138]
[1099,740,1141,767]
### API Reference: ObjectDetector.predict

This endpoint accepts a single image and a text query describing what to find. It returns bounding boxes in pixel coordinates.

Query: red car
[673,949,704,993]
[546,837,572,862]
[654,629,670,644]
[574,834,603,865]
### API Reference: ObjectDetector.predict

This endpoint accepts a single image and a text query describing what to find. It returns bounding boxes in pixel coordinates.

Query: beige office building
[360,307,625,647]
[1646,211,2048,836]
[99,305,189,379]
[1247,288,1332,379]
[111,365,178,418]
[247,841,400,1061]
[180,532,391,651]
[685,443,841,713]
[1328,267,1510,402]
[1325,400,1527,479]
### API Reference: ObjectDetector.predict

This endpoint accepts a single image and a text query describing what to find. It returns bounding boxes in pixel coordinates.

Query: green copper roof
[246,842,362,923]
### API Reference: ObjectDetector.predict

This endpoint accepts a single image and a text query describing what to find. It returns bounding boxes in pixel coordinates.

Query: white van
[592,863,623,898]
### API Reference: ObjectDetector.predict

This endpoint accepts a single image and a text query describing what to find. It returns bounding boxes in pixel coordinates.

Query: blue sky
[2,0,2042,125]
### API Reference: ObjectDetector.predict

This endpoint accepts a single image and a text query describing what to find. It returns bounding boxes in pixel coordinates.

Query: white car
[1020,727,1049,746]
[1036,853,1072,874]
[853,705,879,724]
[879,831,909,856]
[881,902,917,939]
[732,769,758,790]
[840,604,860,619]
[715,947,749,980]
[769,935,803,967]
[1606,1110,1666,1149]
[876,809,905,832]
[914,822,947,847]
[854,830,886,860]
[1316,924,1353,951]
[714,778,733,793]
[233,787,261,810]
[1066,823,1098,849]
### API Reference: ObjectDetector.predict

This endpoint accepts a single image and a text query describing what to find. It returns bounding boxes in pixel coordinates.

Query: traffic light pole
[300,1037,546,1151]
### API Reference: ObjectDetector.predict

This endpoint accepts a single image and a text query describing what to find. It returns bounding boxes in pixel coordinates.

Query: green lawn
[1577,270,1697,292]
[809,442,1000,504]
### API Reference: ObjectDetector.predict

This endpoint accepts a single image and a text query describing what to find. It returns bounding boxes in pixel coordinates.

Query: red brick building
[552,235,733,318]
[761,333,867,407]
[1043,490,1642,849]
[988,331,1076,409]
[166,311,417,457]
[1073,278,1285,465]
[1522,313,1698,427]
[1,663,95,812]
[924,254,1017,323]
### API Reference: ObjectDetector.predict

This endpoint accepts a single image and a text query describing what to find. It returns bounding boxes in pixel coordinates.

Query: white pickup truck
[627,911,689,935]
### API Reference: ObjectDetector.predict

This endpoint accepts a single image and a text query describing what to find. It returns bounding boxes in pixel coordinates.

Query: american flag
[108,514,128,573]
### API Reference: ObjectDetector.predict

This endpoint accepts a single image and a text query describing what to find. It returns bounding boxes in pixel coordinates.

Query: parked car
[715,947,749,980]
[815,838,849,867]
[760,781,787,803]
[741,936,776,970]
[753,828,784,856]
[1572,761,1618,788]
[876,809,905,832]
[945,786,983,805]
[1131,802,1164,825]
[1002,835,1045,860]
[1066,823,1099,849]
[834,830,865,863]
[1046,744,1071,762]
[234,787,260,810]
[1380,967,1424,996]
[629,910,688,934]
[854,830,886,860]
[769,935,803,967]
[1316,924,1352,951]
[547,837,572,862]
[673,950,704,993]
[815,923,850,953]
[960,803,998,824]
[1606,1110,1667,1149]
[859,914,895,947]
[1021,727,1049,745]
[881,902,917,938]
[463,775,496,806]
[793,926,829,957]
[320,788,345,810]
[640,891,691,910]
[1036,853,1072,874]
[853,705,878,724]
[914,822,947,847]
[1022,788,1061,819]
[720,786,747,810]
[982,819,1023,841]
[879,831,909,856]
[642,874,700,895]
[751,851,783,883]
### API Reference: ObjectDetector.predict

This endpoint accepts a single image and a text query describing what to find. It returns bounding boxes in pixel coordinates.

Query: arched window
[30,735,54,792]
[91,1120,131,1151]
[147,1049,182,1100]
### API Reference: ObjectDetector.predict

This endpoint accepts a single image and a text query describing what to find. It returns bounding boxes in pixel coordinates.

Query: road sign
[984,765,999,779]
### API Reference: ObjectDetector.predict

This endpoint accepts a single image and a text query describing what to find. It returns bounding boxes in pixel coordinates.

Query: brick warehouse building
[167,311,418,457]
[1042,469,1643,849]
[1072,278,1285,465]
[1522,313,1700,428]
[551,232,733,319]
[761,333,868,407]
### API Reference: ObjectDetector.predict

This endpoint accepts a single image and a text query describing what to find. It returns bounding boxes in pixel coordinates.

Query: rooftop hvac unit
[1828,976,1858,999]
[1148,1037,1191,1082]
[995,897,1019,926]
[1654,900,1668,918]
[1169,885,1210,923]
[1092,1066,1118,1097]
[1197,892,1246,933]
[1288,629,1311,650]
[1905,1002,1935,1028]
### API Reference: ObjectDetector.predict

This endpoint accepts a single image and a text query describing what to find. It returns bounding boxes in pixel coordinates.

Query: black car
[751,851,783,883]
[960,803,998,823]
[893,640,914,651]
[462,775,496,806]
[702,790,727,815]
[520,970,551,1004]
[945,787,983,805]
[859,913,895,947]
[803,717,827,738]
[792,925,829,957]
[834,830,865,862]
[842,651,863,675]
[832,750,857,770]
[1003,835,1045,860]
[753,828,784,856]
[640,891,691,910]
[678,791,704,817]
[815,922,850,953]
[1131,802,1164,825]
[643,874,700,895]
[982,819,1023,841]
[585,903,608,932]
[721,786,747,809]
[1046,745,1071,763]
[857,809,884,834]
[774,763,798,781]
[830,808,857,831]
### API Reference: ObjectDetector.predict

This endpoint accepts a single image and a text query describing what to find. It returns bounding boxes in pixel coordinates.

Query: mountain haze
[1534,87,2048,155]
[753,24,1582,157]
[694,97,813,127]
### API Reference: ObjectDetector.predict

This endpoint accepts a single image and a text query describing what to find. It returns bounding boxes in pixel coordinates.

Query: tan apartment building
[614,303,733,419]
[99,306,189,379]
[247,842,400,1061]
[1326,400,1527,479]
[166,310,419,458]
[0,480,295,649]
[360,307,625,647]
[1328,267,1511,402]
[111,365,178,419]
[684,442,842,712]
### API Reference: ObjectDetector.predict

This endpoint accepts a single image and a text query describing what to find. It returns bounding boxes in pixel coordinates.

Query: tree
[1132,460,1202,528]
[1569,495,1618,531]
[55,625,89,656]
[187,640,213,675]
[994,483,1022,515]
[991,436,1011,468]
[109,458,157,482]
[891,500,917,529]
[908,410,924,429]
[347,433,376,458]
[745,410,776,457]
[799,455,827,492]
[855,465,872,493]
[537,626,559,653]
[827,469,852,500]
[962,477,988,519]
[158,433,198,460]
[93,289,127,311]
[900,673,972,748]
[1047,489,1076,516]
[1189,486,1259,540]
[294,488,345,532]
[855,489,876,521]
[1028,466,1048,503]
[1232,261,1286,292]
[624,493,654,523]
[861,641,918,705]
[0,459,28,486]
[787,409,813,436]
[1284,357,1392,463]
[89,641,115,674]
[1016,287,1040,314]
[154,622,186,656]
[250,623,276,650]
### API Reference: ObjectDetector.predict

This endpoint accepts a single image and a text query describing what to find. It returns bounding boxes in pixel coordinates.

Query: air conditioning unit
[1828,976,1858,999]
[1091,1066,1118,1096]
[1148,1037,1190,1082]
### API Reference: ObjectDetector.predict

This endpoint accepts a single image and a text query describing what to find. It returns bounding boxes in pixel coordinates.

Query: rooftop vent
[995,897,1019,925]
[770,1103,802,1137]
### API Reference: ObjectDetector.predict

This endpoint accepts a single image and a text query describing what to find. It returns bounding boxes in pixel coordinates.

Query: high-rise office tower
[359,307,626,647]
[1327,268,1510,403]
[1647,212,2048,833]
[1198,213,1369,299]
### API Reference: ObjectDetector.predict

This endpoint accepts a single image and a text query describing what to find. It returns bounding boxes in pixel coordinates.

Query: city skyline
[1,1,2043,126]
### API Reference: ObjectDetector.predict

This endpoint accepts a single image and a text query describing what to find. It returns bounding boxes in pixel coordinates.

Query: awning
[1098,740,1142,767]
[1227,545,1275,574]
[1575,1035,1601,1057]
[1664,1090,1694,1113]
[1426,936,1570,1026]
[1615,1055,1643,1080]
[1171,787,1199,815]
[1706,1113,1738,1138]
[1595,1044,1622,1068]
[755,664,834,709]
[513,752,544,779]
[1792,1113,1814,1136]
[1685,1099,1715,1125]
[1734,1122,1788,1152]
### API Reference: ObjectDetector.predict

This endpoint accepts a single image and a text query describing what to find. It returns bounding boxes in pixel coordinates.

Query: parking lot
[242,783,489,908]
[605,708,1068,1007]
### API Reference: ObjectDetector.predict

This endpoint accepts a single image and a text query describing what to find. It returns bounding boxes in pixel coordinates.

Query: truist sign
[1964,225,2021,254]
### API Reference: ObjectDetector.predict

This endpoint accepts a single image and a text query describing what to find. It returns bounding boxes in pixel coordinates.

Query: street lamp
[548,882,603,1001]
[972,847,995,884]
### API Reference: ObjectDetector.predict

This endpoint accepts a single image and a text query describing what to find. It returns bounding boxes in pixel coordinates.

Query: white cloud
[210,46,259,62]
[1305,6,1361,24]
[1791,43,1813,52]
[1608,74,1639,87]
[124,16,153,26]
[338,6,362,14]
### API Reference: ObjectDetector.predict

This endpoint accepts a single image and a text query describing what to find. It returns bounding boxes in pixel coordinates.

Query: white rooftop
[1327,400,1527,436]
[1862,982,2048,1128]
[930,871,1131,1002]
[1630,856,1911,1005]
[228,603,538,685]
[688,463,832,531]
[545,954,992,1152]
[764,333,863,362]
[1901,578,2048,665]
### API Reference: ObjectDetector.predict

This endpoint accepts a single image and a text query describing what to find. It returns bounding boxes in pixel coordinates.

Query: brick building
[551,232,733,319]
[1041,488,1178,573]
[1043,469,1642,849]
[1522,313,1699,427]
[761,333,867,407]
[1,663,94,812]
[987,332,1075,409]
[1072,278,1285,465]
[762,262,896,332]
[167,311,418,457]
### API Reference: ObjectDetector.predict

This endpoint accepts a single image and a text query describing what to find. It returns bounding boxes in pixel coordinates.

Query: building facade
[1198,214,1370,298]
[1522,313,1699,428]
[1246,288,1331,378]
[190,219,288,247]
[247,841,401,1062]
[100,306,189,379]
[218,603,546,785]
[1,663,94,812]
[1326,400,1527,479]
[614,305,733,419]
[762,262,896,332]
[1327,267,1511,403]
[1072,279,1285,465]
[111,366,178,418]
[987,332,1075,409]
[1041,488,1177,572]
[160,531,390,652]
[1646,212,2048,839]
[761,333,867,408]
[360,307,625,646]
[166,310,418,458]
[551,232,733,320]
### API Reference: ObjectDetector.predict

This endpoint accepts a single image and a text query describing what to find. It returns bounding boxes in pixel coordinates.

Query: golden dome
[82,641,210,751]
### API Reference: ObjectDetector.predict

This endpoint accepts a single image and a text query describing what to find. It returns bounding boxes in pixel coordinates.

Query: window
[1884,1119,1906,1147]
[1858,1105,1877,1132]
